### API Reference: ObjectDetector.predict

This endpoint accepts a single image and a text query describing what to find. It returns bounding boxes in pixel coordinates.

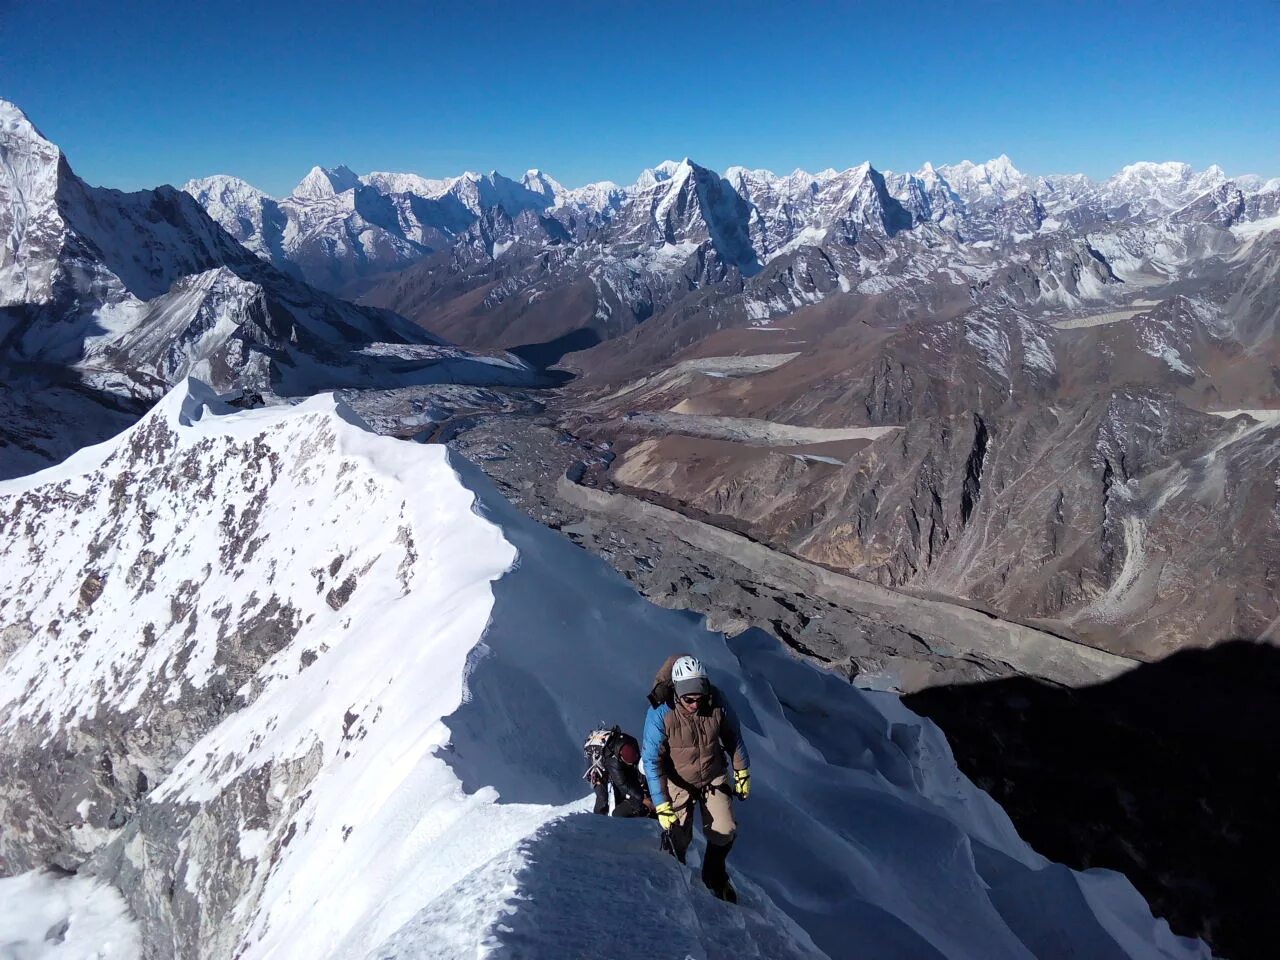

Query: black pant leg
[610,798,651,818]
[701,837,734,889]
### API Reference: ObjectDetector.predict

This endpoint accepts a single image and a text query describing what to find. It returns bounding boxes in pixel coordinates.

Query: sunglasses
[679,694,706,705]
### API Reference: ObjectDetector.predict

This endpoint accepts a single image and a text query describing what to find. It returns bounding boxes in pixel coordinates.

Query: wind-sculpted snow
[0,380,1209,959]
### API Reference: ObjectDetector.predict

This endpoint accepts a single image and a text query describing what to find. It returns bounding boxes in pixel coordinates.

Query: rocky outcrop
[0,383,476,955]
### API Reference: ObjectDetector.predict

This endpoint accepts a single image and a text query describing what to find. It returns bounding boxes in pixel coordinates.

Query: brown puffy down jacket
[644,654,749,800]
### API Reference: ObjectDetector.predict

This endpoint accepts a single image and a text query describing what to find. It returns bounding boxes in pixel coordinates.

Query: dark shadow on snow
[905,638,1280,960]
[0,360,152,481]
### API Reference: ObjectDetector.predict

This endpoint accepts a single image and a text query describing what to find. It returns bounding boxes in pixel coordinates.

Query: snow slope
[0,380,1209,960]
[0,870,140,959]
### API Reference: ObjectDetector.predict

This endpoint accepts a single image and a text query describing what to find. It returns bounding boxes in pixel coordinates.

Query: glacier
[0,379,1211,960]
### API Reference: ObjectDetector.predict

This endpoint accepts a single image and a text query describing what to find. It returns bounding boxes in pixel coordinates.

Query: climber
[583,725,655,818]
[642,654,751,902]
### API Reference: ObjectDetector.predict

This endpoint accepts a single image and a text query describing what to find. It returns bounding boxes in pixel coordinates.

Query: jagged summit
[521,167,565,202]
[0,97,51,142]
[183,172,272,200]
[0,98,67,307]
[635,158,686,189]
[1101,161,1229,213]
[291,163,361,200]
[935,154,1029,203]
[362,169,454,197]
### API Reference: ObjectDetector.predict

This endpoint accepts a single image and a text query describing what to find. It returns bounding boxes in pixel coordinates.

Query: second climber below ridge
[642,653,751,902]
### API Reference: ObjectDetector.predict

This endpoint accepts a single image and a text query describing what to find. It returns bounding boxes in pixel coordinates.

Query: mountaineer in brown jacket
[641,654,751,902]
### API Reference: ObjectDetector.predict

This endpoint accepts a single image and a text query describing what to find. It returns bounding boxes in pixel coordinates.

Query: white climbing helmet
[671,655,709,697]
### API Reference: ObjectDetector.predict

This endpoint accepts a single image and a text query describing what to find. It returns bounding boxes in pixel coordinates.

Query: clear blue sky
[2,0,1277,196]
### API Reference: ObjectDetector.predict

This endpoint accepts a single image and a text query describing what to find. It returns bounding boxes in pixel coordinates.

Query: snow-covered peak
[668,157,696,183]
[722,164,753,190]
[0,102,69,307]
[650,159,696,218]
[724,165,777,184]
[985,153,1021,179]
[0,97,64,203]
[634,159,684,191]
[834,160,874,181]
[0,98,52,145]
[936,155,1029,203]
[557,179,626,216]
[521,168,565,202]
[810,162,912,238]
[441,169,552,217]
[1102,161,1230,214]
[726,165,826,199]
[363,170,456,198]
[1108,161,1197,197]
[183,174,274,206]
[291,164,362,200]
[0,99,67,306]
[1111,160,1226,193]
[1114,160,1194,183]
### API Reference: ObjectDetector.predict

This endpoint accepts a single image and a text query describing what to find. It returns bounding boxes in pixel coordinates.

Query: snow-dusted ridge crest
[0,378,1209,959]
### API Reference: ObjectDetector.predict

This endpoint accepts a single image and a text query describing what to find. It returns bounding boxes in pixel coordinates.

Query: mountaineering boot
[701,840,737,903]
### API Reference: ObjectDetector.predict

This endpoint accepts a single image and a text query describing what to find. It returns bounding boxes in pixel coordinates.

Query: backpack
[582,725,620,786]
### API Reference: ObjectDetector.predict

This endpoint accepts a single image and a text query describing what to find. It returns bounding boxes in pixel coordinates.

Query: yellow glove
[656,801,678,831]
[733,768,751,800]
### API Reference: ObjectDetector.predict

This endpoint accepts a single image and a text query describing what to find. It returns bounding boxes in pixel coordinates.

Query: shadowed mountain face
[905,640,1280,960]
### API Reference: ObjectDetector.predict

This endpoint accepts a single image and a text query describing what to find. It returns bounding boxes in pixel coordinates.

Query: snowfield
[0,380,1210,960]
[0,870,139,959]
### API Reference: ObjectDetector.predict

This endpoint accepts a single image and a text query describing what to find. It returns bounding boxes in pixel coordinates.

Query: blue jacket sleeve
[641,704,670,807]
[719,698,750,772]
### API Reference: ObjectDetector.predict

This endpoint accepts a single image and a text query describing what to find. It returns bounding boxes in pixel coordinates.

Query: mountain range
[2,94,1278,958]
[7,88,1280,657]
[183,151,1278,306]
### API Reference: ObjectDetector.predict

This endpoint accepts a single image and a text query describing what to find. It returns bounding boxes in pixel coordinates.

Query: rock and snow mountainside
[0,379,1209,960]
[0,99,539,479]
